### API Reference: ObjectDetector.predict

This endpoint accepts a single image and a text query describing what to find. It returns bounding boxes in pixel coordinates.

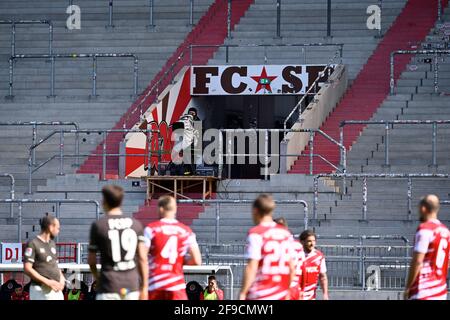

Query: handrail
[8,53,139,98]
[0,199,100,242]
[283,50,342,137]
[313,173,450,221]
[0,19,53,56]
[219,128,346,178]
[0,121,80,169]
[178,198,308,244]
[126,49,187,126]
[390,49,450,95]
[339,120,450,171]
[27,128,160,193]
[189,43,344,65]
[0,174,15,218]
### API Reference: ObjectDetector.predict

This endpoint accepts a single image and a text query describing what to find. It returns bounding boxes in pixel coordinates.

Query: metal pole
[227,133,231,179]
[11,22,16,57]
[384,123,390,167]
[215,203,220,244]
[28,152,33,194]
[227,0,232,38]
[50,56,55,97]
[95,201,100,220]
[134,57,139,96]
[362,176,367,220]
[390,52,395,95]
[9,176,14,219]
[190,0,194,26]
[32,124,37,166]
[326,0,331,37]
[309,131,314,175]
[432,122,437,167]
[8,57,14,98]
[303,204,308,230]
[148,0,155,27]
[48,22,53,55]
[359,237,365,290]
[55,202,61,242]
[218,132,223,179]
[58,129,64,175]
[189,45,193,66]
[434,52,439,94]
[102,131,107,180]
[339,125,344,169]
[75,128,80,167]
[18,203,22,243]
[407,176,412,221]
[313,177,318,220]
[264,130,269,180]
[276,0,281,38]
[438,0,442,22]
[108,0,114,28]
[92,56,97,97]
[225,45,229,64]
[378,0,382,38]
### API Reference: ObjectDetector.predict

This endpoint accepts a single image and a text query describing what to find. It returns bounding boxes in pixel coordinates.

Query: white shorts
[29,284,64,300]
[96,291,140,300]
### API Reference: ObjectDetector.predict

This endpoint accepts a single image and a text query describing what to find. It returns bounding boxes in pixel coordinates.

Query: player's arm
[88,222,100,281]
[239,259,259,300]
[137,240,149,300]
[23,262,64,292]
[405,229,430,299]
[405,251,425,298]
[185,232,202,266]
[186,242,202,265]
[319,258,329,300]
[319,272,329,300]
[239,233,262,300]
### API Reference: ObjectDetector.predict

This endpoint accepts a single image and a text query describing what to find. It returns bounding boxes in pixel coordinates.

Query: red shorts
[148,290,188,300]
[290,287,300,300]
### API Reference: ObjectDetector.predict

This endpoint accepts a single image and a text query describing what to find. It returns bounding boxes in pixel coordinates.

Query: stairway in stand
[289,0,448,174]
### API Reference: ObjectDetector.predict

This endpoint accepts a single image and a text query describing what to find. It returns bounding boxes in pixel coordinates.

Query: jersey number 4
[161,236,179,264]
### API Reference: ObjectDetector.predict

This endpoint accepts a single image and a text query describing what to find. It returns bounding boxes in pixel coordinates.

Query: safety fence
[217,128,345,179]
[198,235,415,290]
[313,173,450,221]
[189,43,344,65]
[7,53,139,98]
[340,120,450,170]
[0,20,53,56]
[27,128,159,193]
[177,199,308,243]
[99,0,209,30]
[390,49,450,95]
[0,199,100,243]
[0,174,14,218]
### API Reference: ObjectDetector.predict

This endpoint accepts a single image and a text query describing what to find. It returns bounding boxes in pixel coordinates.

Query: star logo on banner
[251,67,277,93]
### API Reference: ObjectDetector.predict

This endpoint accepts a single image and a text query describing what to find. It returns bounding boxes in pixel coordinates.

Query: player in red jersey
[405,195,450,300]
[300,230,329,300]
[144,195,202,300]
[239,195,295,300]
[274,217,305,300]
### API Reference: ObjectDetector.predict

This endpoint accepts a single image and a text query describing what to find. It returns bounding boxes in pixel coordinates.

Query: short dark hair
[253,194,275,216]
[300,230,316,242]
[102,185,124,209]
[274,217,287,227]
[158,195,175,211]
[419,195,440,213]
[208,275,216,281]
[40,214,57,232]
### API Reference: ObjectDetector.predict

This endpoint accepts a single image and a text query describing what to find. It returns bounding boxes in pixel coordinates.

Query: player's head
[15,285,23,295]
[101,185,124,212]
[252,194,275,224]
[188,107,198,118]
[418,194,440,222]
[207,275,217,289]
[274,217,288,227]
[158,195,177,219]
[300,230,316,253]
[40,214,60,239]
